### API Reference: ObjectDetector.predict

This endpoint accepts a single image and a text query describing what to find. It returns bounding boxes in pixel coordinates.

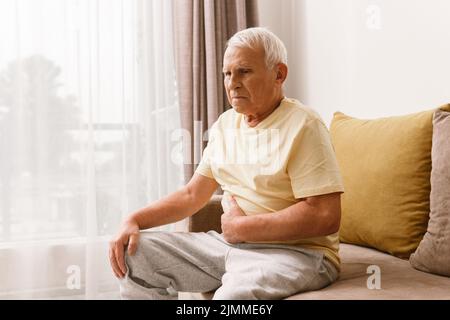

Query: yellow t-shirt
[195,97,345,269]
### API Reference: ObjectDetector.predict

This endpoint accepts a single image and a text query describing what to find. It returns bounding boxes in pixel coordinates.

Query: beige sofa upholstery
[185,195,450,300]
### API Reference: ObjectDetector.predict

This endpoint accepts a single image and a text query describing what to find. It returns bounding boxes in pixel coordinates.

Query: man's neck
[245,95,284,127]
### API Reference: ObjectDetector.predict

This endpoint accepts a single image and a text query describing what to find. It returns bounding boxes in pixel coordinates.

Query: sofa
[181,104,450,300]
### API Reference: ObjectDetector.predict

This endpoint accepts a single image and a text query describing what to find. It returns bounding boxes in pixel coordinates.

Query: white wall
[258,0,450,126]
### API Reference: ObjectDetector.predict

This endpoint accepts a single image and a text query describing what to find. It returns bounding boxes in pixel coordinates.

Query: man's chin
[231,104,247,114]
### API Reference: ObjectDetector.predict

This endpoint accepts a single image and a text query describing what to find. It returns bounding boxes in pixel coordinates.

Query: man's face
[222,45,280,115]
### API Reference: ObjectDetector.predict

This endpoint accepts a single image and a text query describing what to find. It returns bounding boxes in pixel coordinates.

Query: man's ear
[275,63,288,84]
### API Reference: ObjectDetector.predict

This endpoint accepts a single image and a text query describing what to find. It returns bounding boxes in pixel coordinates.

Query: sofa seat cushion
[288,243,450,300]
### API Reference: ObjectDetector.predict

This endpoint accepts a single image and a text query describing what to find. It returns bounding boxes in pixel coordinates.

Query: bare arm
[221,192,341,243]
[130,173,219,230]
[109,173,218,278]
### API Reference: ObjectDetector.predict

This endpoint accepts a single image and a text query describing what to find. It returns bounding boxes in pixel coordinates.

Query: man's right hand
[109,218,140,278]
[107,174,218,278]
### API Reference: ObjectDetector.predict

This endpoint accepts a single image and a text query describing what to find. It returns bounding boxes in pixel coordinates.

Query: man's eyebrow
[222,64,253,72]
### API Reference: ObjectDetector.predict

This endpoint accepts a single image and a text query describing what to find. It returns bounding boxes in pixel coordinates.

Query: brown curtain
[173,0,259,183]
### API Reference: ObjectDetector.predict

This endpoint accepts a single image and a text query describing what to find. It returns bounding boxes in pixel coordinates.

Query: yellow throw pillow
[330,104,450,258]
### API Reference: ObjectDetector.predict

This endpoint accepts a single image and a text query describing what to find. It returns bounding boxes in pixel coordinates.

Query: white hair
[226,27,288,69]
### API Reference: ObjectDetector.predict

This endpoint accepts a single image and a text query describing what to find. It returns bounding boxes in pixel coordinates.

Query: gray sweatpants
[119,230,338,300]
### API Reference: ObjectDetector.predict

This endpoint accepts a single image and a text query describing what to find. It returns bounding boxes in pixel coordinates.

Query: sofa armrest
[189,194,223,233]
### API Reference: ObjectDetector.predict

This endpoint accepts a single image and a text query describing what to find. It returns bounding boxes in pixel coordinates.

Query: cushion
[409,109,450,276]
[330,104,450,258]
[287,244,450,300]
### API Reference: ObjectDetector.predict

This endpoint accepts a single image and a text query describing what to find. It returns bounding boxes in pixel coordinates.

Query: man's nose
[228,74,241,90]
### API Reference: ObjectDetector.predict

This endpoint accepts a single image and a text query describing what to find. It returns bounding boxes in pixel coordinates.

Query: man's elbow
[323,207,341,235]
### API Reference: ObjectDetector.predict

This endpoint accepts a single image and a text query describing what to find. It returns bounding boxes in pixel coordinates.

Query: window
[0,0,182,298]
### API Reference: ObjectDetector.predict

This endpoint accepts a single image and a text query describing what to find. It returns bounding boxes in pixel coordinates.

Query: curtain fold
[172,0,259,183]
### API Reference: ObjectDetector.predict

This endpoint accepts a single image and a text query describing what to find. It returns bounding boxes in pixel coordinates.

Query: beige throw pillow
[330,104,450,258]
[330,110,433,258]
[410,109,450,276]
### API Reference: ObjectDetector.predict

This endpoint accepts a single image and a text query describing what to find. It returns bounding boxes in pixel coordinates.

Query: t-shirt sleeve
[287,118,344,199]
[194,124,216,180]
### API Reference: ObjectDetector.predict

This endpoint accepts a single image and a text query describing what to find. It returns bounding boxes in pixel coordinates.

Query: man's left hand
[221,196,246,243]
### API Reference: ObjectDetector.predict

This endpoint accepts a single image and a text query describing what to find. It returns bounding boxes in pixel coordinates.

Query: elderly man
[110,27,344,300]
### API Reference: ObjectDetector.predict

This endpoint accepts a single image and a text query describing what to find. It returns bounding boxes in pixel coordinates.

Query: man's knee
[124,244,142,273]
[124,232,175,276]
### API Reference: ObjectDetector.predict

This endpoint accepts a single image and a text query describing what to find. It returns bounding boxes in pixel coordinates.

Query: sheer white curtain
[0,0,183,299]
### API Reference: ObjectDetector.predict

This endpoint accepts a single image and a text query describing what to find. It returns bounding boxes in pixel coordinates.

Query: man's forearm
[127,186,198,230]
[235,195,340,242]
[126,174,219,230]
